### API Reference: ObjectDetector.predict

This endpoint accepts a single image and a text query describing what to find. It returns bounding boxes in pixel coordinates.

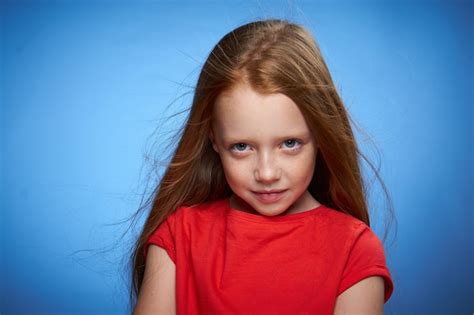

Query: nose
[254,152,281,183]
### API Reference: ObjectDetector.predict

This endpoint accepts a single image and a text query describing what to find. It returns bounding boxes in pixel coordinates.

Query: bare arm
[133,245,176,315]
[334,276,385,315]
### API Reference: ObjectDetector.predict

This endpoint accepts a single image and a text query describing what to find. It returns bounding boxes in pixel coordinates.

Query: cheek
[288,152,316,179]
[220,158,248,183]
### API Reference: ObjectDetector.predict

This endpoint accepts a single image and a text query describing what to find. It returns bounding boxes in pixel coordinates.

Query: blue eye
[230,139,302,153]
[283,139,301,149]
[231,143,248,152]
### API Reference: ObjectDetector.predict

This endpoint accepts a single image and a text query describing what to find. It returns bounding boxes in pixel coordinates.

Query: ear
[209,128,219,153]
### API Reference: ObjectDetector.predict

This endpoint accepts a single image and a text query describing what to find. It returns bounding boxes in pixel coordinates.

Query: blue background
[1,0,472,314]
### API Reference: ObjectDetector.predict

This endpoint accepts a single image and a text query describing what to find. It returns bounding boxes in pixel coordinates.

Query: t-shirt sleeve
[337,224,394,303]
[143,210,178,264]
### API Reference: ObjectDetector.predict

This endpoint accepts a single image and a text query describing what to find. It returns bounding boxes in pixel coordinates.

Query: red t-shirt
[144,197,394,314]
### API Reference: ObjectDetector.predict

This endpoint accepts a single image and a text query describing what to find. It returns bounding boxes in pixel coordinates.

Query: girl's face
[209,83,321,216]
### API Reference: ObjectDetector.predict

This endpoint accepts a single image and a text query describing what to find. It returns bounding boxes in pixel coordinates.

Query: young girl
[131,19,394,314]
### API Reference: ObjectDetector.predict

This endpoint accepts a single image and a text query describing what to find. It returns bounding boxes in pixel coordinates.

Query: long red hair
[127,18,395,310]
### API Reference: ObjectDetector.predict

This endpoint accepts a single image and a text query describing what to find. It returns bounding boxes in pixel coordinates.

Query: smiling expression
[209,83,321,216]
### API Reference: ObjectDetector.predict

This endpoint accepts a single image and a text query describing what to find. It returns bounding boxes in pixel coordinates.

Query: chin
[253,198,294,215]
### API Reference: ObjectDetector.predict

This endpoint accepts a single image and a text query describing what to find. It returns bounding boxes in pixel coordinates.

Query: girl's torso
[145,197,394,315]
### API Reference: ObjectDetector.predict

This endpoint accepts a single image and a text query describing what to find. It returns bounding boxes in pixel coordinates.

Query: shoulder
[319,206,386,260]
[321,205,364,225]
[319,206,369,238]
[173,198,227,223]
[326,208,394,303]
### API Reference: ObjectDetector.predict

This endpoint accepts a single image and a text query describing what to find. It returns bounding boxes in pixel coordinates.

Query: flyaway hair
[128,18,395,309]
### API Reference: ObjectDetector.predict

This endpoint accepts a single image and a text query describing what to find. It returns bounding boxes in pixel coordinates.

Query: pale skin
[209,83,321,217]
[134,245,176,315]
[134,83,386,314]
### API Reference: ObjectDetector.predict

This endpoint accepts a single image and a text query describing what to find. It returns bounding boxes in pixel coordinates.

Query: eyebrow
[223,132,311,143]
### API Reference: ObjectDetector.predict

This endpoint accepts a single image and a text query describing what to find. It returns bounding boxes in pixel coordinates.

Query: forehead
[213,84,310,139]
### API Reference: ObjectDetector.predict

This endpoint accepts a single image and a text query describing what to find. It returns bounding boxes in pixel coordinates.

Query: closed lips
[254,189,286,194]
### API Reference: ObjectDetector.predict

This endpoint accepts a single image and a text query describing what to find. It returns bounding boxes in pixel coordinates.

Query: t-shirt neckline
[225,197,326,223]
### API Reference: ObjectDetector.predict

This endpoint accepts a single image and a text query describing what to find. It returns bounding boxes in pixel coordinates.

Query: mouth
[252,189,288,203]
[253,189,286,194]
